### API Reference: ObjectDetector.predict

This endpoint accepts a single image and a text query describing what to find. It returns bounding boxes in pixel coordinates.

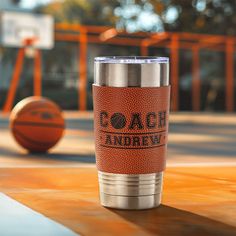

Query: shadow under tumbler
[93,56,170,210]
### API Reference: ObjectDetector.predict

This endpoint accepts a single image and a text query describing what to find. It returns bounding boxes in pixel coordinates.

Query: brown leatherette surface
[93,85,171,174]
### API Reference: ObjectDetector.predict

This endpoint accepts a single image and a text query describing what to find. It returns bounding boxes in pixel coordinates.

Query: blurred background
[0,0,235,112]
[0,2,235,235]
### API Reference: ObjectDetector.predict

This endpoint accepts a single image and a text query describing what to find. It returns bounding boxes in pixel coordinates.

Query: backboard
[0,11,54,49]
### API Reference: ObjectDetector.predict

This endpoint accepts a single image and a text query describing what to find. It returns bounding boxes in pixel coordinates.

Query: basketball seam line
[14,121,64,128]
[13,128,61,146]
[17,104,57,116]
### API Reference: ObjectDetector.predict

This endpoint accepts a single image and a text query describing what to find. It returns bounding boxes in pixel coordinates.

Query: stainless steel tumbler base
[98,171,163,210]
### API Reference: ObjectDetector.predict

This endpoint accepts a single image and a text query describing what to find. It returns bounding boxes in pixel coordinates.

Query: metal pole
[225,38,234,112]
[34,49,42,96]
[78,28,87,111]
[140,41,148,56]
[3,48,25,113]
[192,46,201,111]
[170,34,179,111]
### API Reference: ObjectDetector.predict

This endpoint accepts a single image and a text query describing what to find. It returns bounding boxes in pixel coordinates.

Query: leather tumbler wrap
[93,85,171,174]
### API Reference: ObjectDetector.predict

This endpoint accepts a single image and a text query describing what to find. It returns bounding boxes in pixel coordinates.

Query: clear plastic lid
[94,56,169,64]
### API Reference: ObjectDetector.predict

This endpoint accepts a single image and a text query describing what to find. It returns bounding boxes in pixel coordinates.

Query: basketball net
[23,38,38,58]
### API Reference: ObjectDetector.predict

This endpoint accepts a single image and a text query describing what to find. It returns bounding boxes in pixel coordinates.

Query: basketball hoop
[1,11,54,113]
[23,37,38,58]
[0,12,54,49]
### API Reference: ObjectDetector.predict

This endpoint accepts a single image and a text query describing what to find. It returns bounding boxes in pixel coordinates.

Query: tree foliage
[36,0,236,35]
[37,0,119,25]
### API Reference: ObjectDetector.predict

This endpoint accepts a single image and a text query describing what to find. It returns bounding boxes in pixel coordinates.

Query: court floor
[0,112,236,235]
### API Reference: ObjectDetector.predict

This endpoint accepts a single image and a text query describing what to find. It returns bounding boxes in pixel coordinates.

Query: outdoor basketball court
[0,9,236,236]
[0,112,236,235]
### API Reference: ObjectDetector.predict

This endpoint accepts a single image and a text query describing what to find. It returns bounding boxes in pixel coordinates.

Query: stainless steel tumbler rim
[94,56,169,64]
[94,56,169,87]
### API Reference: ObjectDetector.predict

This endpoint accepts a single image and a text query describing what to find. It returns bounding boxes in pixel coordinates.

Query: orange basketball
[10,96,65,153]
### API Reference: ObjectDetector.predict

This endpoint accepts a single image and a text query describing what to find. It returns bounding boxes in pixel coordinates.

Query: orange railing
[55,24,235,112]
[3,23,236,112]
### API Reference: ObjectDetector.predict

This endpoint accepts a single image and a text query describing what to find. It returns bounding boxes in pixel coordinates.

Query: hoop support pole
[3,48,25,113]
[34,49,42,96]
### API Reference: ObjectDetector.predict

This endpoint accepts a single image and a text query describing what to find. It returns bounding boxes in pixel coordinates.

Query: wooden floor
[0,112,236,235]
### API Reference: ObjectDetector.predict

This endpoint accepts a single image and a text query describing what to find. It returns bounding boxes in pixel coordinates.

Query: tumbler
[93,56,170,210]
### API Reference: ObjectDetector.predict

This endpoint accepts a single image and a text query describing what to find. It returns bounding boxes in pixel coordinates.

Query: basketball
[110,113,126,129]
[10,96,65,153]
